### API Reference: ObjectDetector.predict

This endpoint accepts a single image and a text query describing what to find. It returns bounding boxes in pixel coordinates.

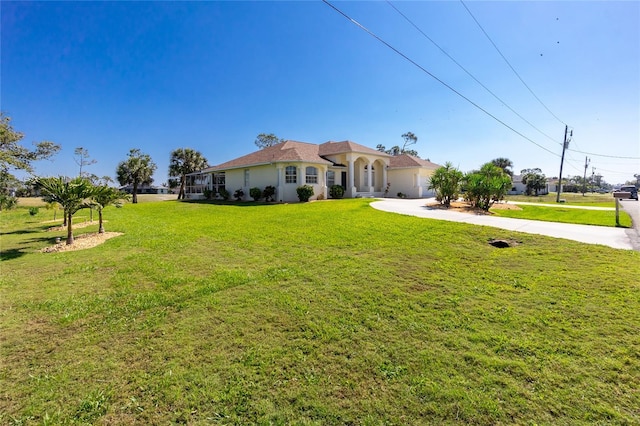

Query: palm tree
[428,162,464,207]
[491,158,514,178]
[168,148,209,200]
[92,186,129,233]
[37,177,95,245]
[116,149,156,203]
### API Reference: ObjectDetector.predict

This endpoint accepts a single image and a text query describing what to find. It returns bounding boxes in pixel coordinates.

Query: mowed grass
[1,199,639,425]
[16,193,178,208]
[505,192,615,207]
[491,204,632,227]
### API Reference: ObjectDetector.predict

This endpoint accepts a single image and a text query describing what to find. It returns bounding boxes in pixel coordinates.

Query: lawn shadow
[1,228,41,236]
[1,236,62,261]
[1,224,59,236]
[0,248,26,261]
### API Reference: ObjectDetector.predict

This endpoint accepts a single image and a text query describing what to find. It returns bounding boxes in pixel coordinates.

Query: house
[547,179,560,193]
[387,154,441,198]
[507,175,528,195]
[507,175,551,195]
[185,140,441,202]
[119,184,169,195]
[507,175,557,195]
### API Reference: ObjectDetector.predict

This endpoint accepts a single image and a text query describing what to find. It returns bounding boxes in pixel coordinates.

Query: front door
[341,171,347,189]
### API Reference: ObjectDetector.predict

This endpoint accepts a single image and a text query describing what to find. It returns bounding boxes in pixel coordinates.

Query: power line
[387,1,562,147]
[566,148,639,160]
[322,0,561,158]
[459,0,567,127]
[594,167,638,176]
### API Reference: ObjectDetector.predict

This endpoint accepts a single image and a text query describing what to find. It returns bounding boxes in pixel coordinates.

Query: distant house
[507,175,528,195]
[119,184,169,195]
[547,179,560,193]
[185,140,441,202]
[508,175,549,195]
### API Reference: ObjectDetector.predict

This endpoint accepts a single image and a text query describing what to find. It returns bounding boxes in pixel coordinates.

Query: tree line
[0,113,215,208]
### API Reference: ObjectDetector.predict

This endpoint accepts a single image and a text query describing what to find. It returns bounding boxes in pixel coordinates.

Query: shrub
[463,163,512,211]
[234,189,245,201]
[297,185,314,202]
[263,185,276,202]
[0,194,17,211]
[329,185,344,199]
[429,162,463,207]
[249,187,262,201]
[218,188,230,201]
[29,207,39,216]
[397,192,406,199]
[383,182,391,197]
[316,192,325,201]
[203,188,215,200]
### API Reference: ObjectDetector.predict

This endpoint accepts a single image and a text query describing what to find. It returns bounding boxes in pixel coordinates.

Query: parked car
[618,185,638,200]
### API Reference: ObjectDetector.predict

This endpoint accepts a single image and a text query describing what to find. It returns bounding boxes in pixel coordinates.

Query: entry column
[347,158,356,198]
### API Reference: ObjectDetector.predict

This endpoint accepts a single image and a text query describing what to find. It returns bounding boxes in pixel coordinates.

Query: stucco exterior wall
[387,168,436,198]
[220,163,327,202]
[387,169,415,198]
[278,163,327,202]
[243,165,278,196]
[223,169,244,198]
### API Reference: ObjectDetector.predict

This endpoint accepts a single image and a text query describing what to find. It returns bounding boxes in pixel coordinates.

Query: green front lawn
[491,204,632,227]
[1,200,638,424]
[505,192,615,206]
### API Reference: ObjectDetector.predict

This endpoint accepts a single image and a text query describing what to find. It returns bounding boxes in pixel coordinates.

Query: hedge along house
[185,140,441,202]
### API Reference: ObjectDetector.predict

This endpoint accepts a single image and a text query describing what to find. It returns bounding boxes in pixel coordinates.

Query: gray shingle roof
[388,154,441,169]
[207,140,390,172]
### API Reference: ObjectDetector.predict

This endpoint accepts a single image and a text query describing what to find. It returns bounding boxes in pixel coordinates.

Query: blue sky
[2,1,638,185]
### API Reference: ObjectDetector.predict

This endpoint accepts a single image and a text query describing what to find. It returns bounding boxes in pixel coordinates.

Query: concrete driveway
[370,198,636,251]
[619,199,640,250]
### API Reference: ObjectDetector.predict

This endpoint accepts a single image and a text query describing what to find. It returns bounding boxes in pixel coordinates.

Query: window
[306,167,318,184]
[244,169,250,187]
[327,170,335,187]
[364,165,375,187]
[215,172,226,192]
[285,166,297,184]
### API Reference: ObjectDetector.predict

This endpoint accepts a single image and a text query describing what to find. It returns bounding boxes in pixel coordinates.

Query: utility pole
[556,125,572,203]
[591,167,596,193]
[582,156,590,196]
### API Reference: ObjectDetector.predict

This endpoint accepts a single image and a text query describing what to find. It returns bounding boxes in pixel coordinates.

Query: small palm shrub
[219,188,230,201]
[249,187,262,201]
[329,185,344,199]
[263,185,276,202]
[297,185,314,202]
[29,207,39,216]
[234,189,244,201]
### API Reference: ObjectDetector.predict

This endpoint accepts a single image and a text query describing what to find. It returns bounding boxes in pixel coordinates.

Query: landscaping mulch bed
[40,232,123,253]
[425,200,522,214]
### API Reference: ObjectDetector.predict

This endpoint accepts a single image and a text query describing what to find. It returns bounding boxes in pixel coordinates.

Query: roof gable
[388,154,441,169]
[319,140,391,157]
